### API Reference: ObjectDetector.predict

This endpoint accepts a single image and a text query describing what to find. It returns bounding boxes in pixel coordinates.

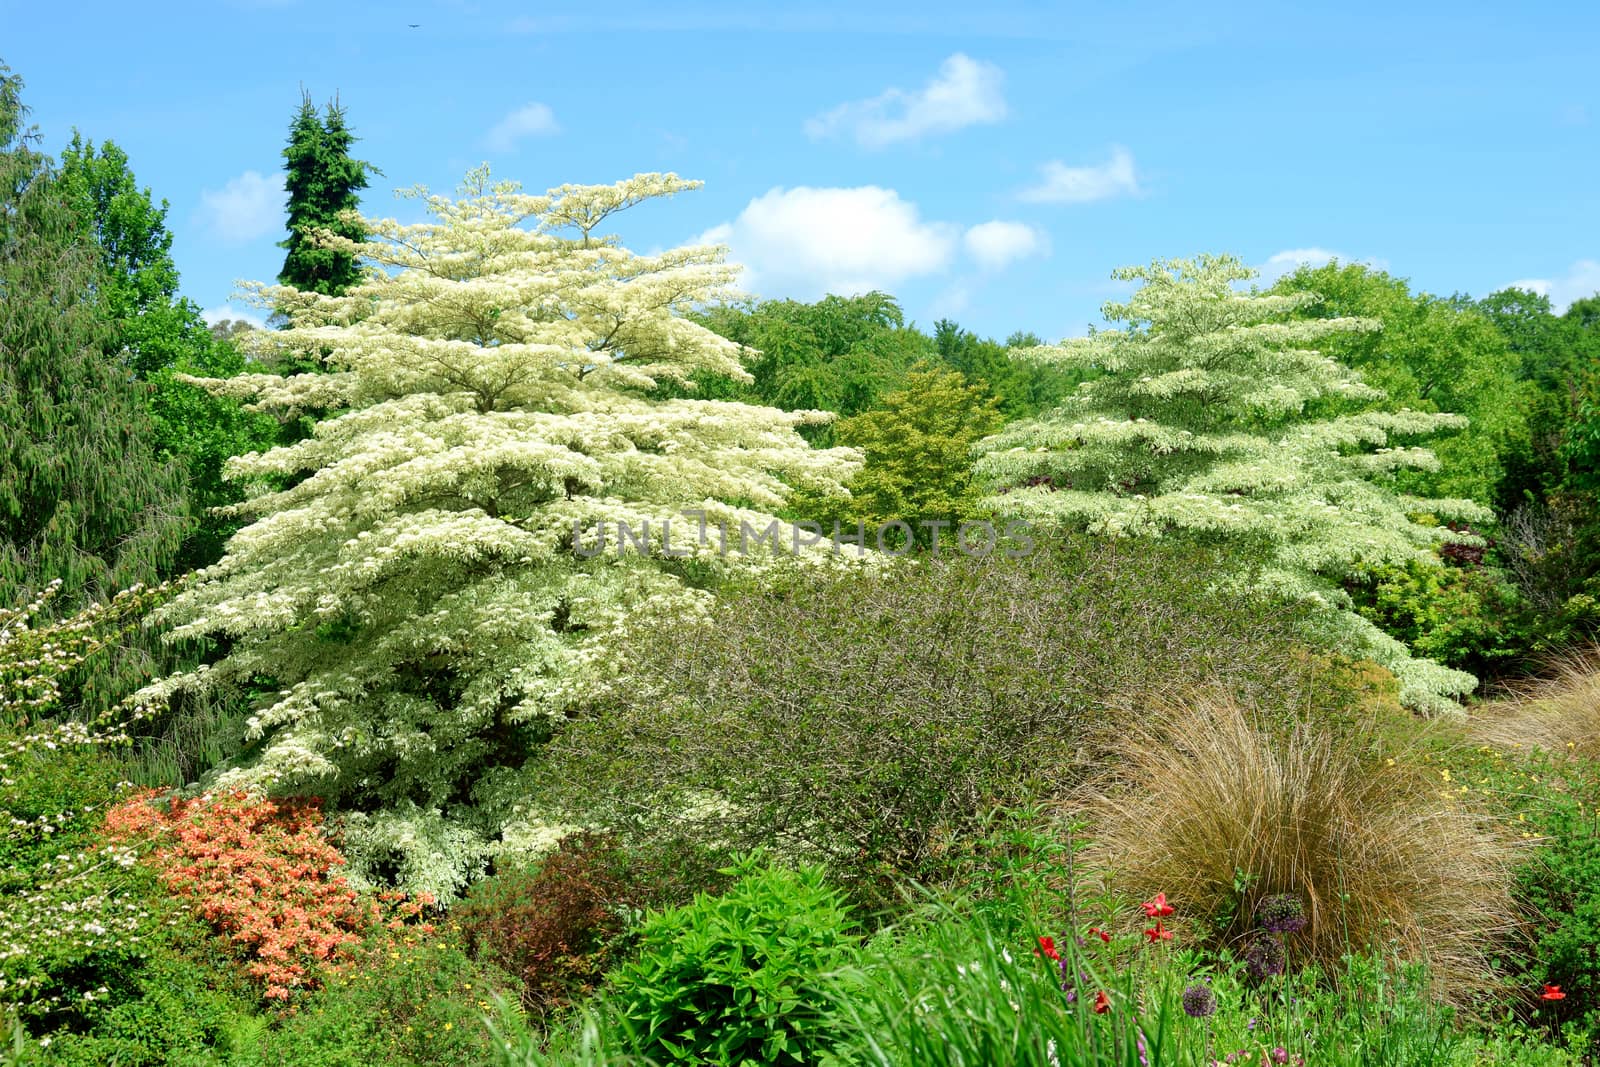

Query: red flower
[1088,926,1112,944]
[1141,892,1174,919]
[1542,984,1566,1000]
[1037,935,1061,961]
[1093,990,1111,1014]
[1143,922,1173,943]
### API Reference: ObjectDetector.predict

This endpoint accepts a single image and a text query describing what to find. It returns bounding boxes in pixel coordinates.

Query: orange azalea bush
[102,790,434,999]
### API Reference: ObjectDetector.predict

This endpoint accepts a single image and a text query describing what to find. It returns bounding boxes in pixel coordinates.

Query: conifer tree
[138,168,860,898]
[277,92,373,297]
[0,64,190,613]
[975,254,1487,713]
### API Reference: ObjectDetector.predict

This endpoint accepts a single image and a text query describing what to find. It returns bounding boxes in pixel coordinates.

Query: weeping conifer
[0,63,189,617]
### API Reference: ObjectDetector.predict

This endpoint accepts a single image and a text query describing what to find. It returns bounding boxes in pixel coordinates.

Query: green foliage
[1272,262,1530,506]
[932,317,1081,418]
[56,132,280,570]
[30,934,262,1067]
[544,536,1317,894]
[230,936,523,1067]
[826,366,1004,543]
[278,92,375,297]
[604,857,858,1066]
[0,65,190,613]
[978,254,1488,712]
[689,292,932,440]
[1347,557,1532,678]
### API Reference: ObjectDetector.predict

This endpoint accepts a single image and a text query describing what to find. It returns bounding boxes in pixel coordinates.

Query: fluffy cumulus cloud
[197,170,284,243]
[1018,146,1139,204]
[805,53,1006,148]
[1506,259,1600,313]
[698,185,958,299]
[485,102,560,153]
[964,220,1049,271]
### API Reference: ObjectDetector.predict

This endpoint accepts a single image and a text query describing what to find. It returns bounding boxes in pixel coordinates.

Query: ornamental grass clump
[1085,694,1513,999]
[1467,644,1600,759]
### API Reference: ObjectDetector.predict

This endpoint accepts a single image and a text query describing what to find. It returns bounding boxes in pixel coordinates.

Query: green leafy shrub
[605,857,859,1066]
[233,935,523,1067]
[1349,557,1532,678]
[545,535,1315,894]
[31,931,262,1067]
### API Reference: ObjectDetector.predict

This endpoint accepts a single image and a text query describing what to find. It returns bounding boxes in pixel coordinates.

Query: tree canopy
[136,168,860,898]
[0,64,190,613]
[976,254,1487,713]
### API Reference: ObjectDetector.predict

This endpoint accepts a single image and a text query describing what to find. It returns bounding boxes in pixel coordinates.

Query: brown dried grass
[1082,693,1514,1001]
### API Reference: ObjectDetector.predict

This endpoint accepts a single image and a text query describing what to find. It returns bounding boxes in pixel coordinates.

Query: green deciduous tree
[690,292,932,441]
[931,318,1078,418]
[831,367,1003,543]
[976,254,1487,713]
[278,92,375,297]
[0,64,189,613]
[135,168,860,898]
[57,133,278,570]
[1271,262,1529,507]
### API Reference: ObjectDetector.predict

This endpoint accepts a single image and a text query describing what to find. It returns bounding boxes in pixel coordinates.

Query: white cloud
[1506,259,1600,313]
[964,220,1049,271]
[1018,146,1139,204]
[805,53,1006,148]
[201,304,267,330]
[485,102,560,153]
[698,186,958,299]
[197,170,283,243]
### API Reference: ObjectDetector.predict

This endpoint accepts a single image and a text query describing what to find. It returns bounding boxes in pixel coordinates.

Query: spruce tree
[277,92,374,297]
[138,168,860,898]
[976,254,1488,713]
[0,63,190,614]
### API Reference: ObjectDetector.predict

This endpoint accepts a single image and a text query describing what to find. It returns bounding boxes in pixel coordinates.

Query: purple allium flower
[1244,934,1286,980]
[1182,983,1218,1018]
[1255,894,1307,935]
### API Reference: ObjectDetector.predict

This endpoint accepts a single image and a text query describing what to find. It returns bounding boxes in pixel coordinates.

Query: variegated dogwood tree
[976,254,1489,714]
[134,169,860,897]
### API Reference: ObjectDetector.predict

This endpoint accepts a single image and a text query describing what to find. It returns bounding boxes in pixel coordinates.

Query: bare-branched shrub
[540,535,1315,893]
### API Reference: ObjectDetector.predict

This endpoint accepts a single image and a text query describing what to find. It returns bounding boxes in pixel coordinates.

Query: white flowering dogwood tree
[134,170,860,897]
[976,255,1488,714]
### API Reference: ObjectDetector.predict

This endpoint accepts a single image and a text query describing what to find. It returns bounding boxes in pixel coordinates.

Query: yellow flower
[443,1022,453,1032]
[1440,769,1452,783]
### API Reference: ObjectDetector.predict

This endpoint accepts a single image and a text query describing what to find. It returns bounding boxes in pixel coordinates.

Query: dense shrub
[101,790,433,1000]
[542,535,1315,892]
[1085,695,1513,999]
[605,857,859,1066]
[456,832,630,1014]
[30,932,262,1067]
[233,935,524,1067]
[1348,558,1532,678]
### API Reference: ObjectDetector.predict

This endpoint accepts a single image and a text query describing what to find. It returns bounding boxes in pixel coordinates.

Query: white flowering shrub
[1,583,176,1023]
[976,255,1489,713]
[134,169,862,894]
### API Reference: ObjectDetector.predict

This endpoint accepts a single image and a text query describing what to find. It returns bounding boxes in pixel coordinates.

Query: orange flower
[1093,990,1111,1014]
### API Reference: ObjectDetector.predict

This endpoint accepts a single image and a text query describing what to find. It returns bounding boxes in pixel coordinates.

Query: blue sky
[3,0,1596,341]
